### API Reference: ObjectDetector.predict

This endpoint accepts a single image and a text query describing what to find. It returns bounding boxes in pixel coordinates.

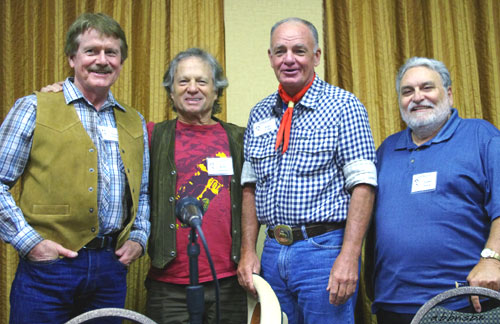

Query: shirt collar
[273,74,323,115]
[395,108,461,150]
[62,77,126,112]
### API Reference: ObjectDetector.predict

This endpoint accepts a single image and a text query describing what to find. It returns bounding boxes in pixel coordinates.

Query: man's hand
[327,251,359,305]
[237,250,261,296]
[115,240,143,266]
[40,81,64,93]
[27,239,78,262]
[467,258,500,312]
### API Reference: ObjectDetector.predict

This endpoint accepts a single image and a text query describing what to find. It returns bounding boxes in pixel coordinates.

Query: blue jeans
[261,228,357,324]
[10,248,128,324]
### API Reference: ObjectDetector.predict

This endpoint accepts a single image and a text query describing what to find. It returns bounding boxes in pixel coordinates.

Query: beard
[400,95,452,139]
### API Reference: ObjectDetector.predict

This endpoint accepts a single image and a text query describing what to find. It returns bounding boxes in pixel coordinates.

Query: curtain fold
[324,1,500,323]
[0,1,224,322]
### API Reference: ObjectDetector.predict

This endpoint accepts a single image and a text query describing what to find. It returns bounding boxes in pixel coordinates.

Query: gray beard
[401,98,452,140]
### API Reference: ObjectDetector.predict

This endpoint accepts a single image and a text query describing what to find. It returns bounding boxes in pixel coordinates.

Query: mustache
[88,65,113,73]
[408,100,435,111]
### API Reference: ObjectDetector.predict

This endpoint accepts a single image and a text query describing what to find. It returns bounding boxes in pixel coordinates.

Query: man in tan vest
[0,13,150,323]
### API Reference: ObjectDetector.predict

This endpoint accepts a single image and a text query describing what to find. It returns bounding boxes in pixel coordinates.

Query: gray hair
[163,48,228,115]
[396,57,452,94]
[270,17,319,51]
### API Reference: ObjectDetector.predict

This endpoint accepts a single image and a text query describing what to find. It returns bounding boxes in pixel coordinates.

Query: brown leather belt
[268,222,346,245]
[83,234,117,250]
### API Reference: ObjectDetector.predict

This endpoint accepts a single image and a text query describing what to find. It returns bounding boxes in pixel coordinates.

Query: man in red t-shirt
[146,48,247,324]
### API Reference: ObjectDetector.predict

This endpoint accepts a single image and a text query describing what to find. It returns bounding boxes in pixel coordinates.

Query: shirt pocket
[247,133,277,185]
[292,126,337,176]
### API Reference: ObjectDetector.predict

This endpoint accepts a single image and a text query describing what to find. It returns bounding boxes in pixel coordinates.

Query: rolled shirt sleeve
[343,159,377,191]
[241,160,258,185]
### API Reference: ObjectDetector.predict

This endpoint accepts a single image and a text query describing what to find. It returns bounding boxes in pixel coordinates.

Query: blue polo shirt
[372,108,500,314]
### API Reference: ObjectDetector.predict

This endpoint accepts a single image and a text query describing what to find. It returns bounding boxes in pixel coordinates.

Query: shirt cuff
[241,161,257,185]
[128,230,148,255]
[11,227,44,257]
[343,159,377,191]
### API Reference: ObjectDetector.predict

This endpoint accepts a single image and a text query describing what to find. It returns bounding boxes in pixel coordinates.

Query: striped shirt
[0,78,150,256]
[244,75,376,226]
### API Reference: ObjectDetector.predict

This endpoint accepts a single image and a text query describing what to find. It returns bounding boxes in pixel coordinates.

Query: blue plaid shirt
[0,78,150,256]
[244,75,376,226]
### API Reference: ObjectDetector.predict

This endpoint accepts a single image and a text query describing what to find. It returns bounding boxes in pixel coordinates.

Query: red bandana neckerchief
[275,74,315,153]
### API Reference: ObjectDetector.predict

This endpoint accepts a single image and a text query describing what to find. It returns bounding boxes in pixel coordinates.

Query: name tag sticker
[207,157,234,176]
[253,118,277,137]
[98,126,119,142]
[411,171,437,193]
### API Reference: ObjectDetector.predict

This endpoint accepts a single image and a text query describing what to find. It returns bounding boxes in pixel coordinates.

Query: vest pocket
[32,204,70,215]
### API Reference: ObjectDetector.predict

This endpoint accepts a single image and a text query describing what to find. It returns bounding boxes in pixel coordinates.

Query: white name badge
[98,126,119,142]
[253,118,277,137]
[207,157,234,176]
[411,171,437,193]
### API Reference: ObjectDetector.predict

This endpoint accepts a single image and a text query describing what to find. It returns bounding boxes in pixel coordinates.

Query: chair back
[410,286,500,324]
[65,307,157,324]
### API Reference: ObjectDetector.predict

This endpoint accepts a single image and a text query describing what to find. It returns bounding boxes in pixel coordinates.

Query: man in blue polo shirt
[369,57,500,324]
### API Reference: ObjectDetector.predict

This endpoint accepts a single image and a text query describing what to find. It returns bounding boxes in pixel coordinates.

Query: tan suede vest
[19,92,145,251]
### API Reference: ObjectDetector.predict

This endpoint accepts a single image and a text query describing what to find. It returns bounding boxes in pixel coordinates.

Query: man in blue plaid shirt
[237,17,377,323]
[0,13,150,323]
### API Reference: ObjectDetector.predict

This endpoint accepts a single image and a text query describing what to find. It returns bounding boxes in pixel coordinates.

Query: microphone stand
[186,227,204,324]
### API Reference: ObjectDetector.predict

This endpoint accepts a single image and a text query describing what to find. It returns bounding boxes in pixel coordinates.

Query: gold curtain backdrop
[324,0,500,147]
[0,1,499,323]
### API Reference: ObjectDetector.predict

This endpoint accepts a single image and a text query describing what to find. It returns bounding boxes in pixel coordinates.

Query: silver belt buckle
[273,225,293,245]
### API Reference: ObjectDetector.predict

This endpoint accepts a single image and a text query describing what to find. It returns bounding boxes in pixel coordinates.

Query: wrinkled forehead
[401,66,443,87]
[271,22,315,48]
[75,28,121,47]
[175,56,213,79]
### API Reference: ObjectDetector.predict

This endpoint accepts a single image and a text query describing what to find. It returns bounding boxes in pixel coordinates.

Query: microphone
[175,196,204,227]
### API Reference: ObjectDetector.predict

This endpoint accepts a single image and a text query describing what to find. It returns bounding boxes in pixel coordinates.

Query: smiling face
[399,66,453,134]
[68,28,123,99]
[170,56,218,125]
[268,21,321,96]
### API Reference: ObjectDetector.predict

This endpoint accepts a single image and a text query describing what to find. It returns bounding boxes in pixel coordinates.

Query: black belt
[83,234,117,250]
[268,222,346,245]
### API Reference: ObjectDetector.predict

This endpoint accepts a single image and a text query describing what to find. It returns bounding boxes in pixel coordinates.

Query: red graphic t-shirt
[149,120,236,284]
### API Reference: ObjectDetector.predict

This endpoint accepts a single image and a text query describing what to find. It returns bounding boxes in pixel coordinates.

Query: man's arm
[237,183,261,296]
[467,135,500,312]
[116,113,151,265]
[467,217,500,312]
[0,95,77,259]
[327,183,375,305]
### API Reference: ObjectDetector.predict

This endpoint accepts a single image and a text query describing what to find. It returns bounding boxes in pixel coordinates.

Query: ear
[68,56,75,69]
[447,86,453,107]
[268,48,273,66]
[313,48,321,67]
